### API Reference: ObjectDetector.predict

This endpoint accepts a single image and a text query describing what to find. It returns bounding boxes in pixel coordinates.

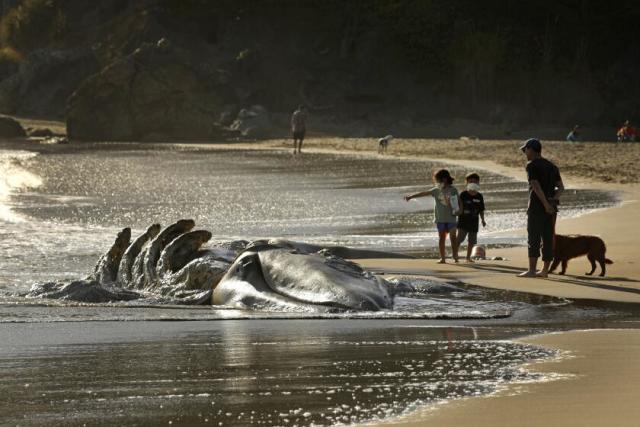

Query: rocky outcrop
[66,39,228,141]
[229,105,273,137]
[0,115,26,138]
[0,49,99,118]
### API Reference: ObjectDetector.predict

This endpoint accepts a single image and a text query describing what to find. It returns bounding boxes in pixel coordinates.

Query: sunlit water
[0,141,625,426]
[0,142,616,294]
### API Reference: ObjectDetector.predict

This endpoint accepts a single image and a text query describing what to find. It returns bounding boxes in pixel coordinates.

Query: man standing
[291,105,307,154]
[517,138,564,278]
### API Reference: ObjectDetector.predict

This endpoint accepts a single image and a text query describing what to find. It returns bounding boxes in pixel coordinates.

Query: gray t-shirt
[430,186,459,224]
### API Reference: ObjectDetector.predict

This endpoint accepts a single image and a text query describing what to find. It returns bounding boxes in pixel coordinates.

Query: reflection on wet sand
[0,321,555,426]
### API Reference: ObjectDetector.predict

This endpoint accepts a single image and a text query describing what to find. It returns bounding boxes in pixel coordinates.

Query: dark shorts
[293,130,305,140]
[527,212,555,261]
[436,222,457,232]
[457,228,477,246]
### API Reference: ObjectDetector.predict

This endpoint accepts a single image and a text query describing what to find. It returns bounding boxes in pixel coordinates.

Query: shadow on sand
[462,263,640,295]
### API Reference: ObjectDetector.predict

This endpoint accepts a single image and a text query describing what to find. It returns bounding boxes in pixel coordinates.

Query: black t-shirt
[457,191,485,232]
[526,158,561,214]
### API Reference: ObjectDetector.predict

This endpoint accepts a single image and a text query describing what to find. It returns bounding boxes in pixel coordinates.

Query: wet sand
[382,329,640,427]
[0,321,556,426]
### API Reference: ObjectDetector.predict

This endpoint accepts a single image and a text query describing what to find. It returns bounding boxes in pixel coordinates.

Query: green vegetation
[0,0,66,53]
[0,0,638,126]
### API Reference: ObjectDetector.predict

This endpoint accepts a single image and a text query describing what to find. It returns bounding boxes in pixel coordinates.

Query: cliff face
[0,0,638,140]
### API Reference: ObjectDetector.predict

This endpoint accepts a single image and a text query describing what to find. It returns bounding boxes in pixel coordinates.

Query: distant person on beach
[566,125,580,142]
[617,120,636,142]
[405,169,461,263]
[457,173,486,262]
[378,135,393,154]
[291,105,307,154]
[517,138,564,278]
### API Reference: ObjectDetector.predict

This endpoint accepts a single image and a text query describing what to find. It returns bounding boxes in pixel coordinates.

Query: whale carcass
[27,220,397,311]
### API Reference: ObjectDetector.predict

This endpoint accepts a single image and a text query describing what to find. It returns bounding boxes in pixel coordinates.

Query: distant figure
[617,120,636,142]
[457,173,486,263]
[566,125,580,142]
[378,135,393,154]
[517,138,564,278]
[291,105,307,154]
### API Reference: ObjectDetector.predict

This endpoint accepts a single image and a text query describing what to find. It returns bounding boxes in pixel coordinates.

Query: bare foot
[536,270,548,278]
[517,271,537,277]
[466,258,474,263]
[437,259,446,264]
[454,258,460,263]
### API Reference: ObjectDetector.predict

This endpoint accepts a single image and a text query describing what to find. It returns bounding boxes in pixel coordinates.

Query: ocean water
[0,142,616,294]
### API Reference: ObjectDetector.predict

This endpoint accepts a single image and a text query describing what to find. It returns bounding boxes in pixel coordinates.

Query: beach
[2,132,640,425]
[2,2,639,424]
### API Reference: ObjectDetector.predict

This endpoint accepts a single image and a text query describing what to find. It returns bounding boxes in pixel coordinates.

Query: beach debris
[459,136,480,142]
[41,136,68,144]
[471,245,486,260]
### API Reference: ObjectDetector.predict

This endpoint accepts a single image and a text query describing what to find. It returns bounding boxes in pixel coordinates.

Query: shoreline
[299,143,640,425]
[378,329,640,427]
[184,140,640,425]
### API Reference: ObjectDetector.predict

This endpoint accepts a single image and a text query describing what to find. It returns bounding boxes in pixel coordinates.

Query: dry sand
[268,137,640,184]
[14,116,66,136]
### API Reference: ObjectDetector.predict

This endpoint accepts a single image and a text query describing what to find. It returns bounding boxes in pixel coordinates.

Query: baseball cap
[520,138,542,153]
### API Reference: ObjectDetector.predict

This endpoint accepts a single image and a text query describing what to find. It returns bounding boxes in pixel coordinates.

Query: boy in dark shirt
[457,173,486,262]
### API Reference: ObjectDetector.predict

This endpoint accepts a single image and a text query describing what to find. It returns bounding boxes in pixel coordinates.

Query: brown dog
[549,234,613,277]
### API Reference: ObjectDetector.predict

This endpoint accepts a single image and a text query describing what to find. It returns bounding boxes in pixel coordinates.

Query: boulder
[229,105,273,137]
[67,39,227,141]
[0,49,99,118]
[0,115,26,138]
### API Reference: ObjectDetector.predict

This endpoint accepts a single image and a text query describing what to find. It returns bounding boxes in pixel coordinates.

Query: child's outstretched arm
[404,190,432,201]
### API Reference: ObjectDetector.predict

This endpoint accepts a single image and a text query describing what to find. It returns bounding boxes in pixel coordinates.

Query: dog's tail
[605,258,614,264]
